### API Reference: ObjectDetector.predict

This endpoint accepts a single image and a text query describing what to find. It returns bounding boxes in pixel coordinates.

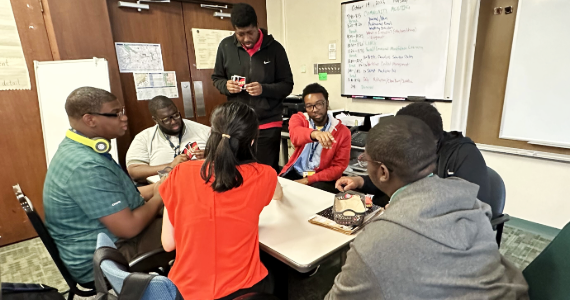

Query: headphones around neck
[66,129,111,154]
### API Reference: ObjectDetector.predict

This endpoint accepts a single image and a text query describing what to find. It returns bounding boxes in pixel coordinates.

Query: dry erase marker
[408,96,426,102]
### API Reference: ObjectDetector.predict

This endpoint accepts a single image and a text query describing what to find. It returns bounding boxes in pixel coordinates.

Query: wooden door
[0,0,53,246]
[181,0,268,125]
[42,0,132,166]
[107,1,194,136]
[181,3,233,125]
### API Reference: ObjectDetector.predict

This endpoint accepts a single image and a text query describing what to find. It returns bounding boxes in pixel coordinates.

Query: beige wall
[482,152,570,229]
[267,0,570,229]
[265,0,284,44]
[266,0,453,129]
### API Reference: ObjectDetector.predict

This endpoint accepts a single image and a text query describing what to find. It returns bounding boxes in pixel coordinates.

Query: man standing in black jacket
[212,3,293,172]
[336,103,492,215]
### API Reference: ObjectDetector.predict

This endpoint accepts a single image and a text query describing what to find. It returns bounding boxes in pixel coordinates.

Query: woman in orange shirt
[159,101,283,300]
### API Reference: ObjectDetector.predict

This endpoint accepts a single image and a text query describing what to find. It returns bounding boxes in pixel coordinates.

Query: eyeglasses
[87,106,126,118]
[159,112,181,124]
[357,152,390,171]
[305,101,326,111]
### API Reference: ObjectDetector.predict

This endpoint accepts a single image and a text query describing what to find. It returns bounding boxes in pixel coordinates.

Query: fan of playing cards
[183,141,200,157]
[231,75,246,90]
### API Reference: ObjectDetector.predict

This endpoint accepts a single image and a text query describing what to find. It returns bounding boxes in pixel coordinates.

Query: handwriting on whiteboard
[342,0,453,98]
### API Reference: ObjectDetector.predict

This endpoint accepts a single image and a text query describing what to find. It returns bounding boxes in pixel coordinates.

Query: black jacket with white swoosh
[212,28,294,125]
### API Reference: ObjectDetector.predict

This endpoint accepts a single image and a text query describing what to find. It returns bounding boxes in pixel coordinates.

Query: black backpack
[1,283,64,300]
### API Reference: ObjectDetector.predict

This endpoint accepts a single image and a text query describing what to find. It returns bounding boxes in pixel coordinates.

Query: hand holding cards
[226,78,241,94]
[227,75,246,94]
[183,142,205,159]
[231,75,246,88]
[227,75,262,96]
[183,141,199,155]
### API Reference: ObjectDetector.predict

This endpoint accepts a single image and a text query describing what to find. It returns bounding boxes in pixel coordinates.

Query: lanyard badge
[164,130,183,158]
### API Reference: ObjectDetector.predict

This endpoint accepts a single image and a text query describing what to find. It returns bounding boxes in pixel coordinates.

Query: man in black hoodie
[212,3,293,172]
[336,103,492,214]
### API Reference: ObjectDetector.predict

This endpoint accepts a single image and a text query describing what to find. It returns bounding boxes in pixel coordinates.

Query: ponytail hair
[200,102,259,192]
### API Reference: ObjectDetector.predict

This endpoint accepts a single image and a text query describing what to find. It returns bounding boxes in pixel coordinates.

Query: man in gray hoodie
[325,116,529,300]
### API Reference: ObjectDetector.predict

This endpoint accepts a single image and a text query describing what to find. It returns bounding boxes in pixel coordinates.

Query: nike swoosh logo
[264,61,270,64]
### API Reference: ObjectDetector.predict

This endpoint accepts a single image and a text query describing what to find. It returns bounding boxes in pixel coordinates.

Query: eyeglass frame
[158,111,182,124]
[305,100,327,112]
[357,152,392,171]
[86,106,126,118]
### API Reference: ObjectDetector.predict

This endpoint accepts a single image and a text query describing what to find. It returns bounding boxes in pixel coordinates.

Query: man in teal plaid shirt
[43,87,164,284]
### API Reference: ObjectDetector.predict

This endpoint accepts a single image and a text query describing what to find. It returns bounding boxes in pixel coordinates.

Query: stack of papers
[370,114,394,128]
[335,112,365,127]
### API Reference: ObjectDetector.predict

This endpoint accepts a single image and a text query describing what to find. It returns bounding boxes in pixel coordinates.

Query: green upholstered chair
[523,222,570,300]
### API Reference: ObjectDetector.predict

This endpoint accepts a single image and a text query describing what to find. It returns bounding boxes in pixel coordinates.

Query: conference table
[147,175,356,273]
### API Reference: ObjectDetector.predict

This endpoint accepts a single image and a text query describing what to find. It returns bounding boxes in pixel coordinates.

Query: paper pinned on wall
[115,42,164,73]
[192,28,234,69]
[0,0,31,90]
[133,71,178,100]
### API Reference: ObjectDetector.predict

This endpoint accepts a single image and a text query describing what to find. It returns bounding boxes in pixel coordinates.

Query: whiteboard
[34,58,119,167]
[500,0,570,148]
[341,0,454,99]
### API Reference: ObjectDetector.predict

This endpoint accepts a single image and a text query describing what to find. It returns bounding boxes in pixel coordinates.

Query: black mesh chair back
[13,184,96,300]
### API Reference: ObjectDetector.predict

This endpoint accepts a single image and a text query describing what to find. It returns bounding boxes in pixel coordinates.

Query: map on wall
[133,71,178,100]
[0,0,31,90]
[115,42,164,73]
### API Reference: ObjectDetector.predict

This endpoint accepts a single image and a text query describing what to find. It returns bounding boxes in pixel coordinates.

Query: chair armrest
[129,248,176,274]
[232,292,280,300]
[491,214,510,227]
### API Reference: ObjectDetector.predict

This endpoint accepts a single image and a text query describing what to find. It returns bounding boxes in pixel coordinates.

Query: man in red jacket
[279,83,351,193]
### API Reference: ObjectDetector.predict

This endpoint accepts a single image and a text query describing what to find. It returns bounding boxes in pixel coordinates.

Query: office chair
[129,248,174,275]
[523,222,570,300]
[486,167,510,247]
[96,232,279,300]
[94,233,182,300]
[13,184,174,299]
[233,293,280,300]
[13,184,96,300]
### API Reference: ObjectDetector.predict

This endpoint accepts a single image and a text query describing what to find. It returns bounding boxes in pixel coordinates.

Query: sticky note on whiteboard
[319,73,328,81]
